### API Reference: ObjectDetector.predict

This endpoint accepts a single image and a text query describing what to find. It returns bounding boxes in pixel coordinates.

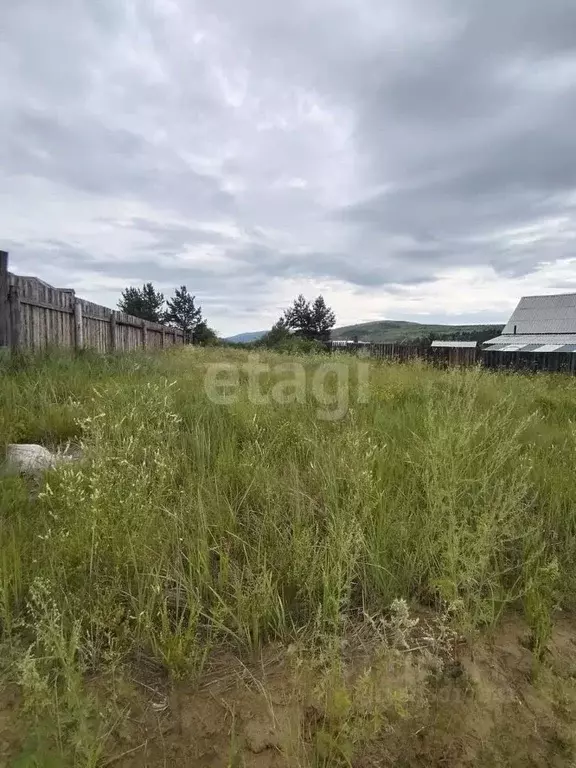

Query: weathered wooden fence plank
[8,285,22,350]
[0,251,8,348]
[109,311,117,352]
[74,298,84,349]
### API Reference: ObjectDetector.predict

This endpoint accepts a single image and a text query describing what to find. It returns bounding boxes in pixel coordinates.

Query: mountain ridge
[224,331,267,343]
[225,320,504,344]
[331,320,503,343]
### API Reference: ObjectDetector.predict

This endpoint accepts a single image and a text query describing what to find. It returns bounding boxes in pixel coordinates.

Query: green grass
[1,346,576,763]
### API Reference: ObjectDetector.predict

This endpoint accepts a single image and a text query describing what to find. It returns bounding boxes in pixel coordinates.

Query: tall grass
[1,347,575,760]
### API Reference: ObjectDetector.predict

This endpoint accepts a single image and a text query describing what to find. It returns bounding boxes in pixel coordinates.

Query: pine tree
[283,294,313,339]
[165,286,203,335]
[311,295,336,342]
[118,283,165,323]
[283,294,336,341]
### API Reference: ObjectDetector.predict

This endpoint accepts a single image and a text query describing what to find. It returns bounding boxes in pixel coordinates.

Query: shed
[428,339,478,366]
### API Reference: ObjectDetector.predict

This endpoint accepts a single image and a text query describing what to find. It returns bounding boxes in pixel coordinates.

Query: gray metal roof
[485,343,576,353]
[484,333,576,345]
[431,340,477,348]
[501,293,576,336]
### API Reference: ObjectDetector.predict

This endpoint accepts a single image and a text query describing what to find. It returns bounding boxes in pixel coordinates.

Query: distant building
[430,340,477,349]
[330,339,371,347]
[484,293,576,352]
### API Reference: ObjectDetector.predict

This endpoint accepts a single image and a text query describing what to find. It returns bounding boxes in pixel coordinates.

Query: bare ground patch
[2,614,576,767]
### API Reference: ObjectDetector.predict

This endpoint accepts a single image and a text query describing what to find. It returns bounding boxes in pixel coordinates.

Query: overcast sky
[2,0,576,335]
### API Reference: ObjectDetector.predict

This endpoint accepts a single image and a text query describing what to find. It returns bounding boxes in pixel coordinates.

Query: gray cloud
[2,0,576,332]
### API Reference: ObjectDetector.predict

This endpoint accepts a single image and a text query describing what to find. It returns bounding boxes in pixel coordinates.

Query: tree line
[406,326,504,346]
[117,282,498,350]
[118,283,217,344]
[118,284,338,348]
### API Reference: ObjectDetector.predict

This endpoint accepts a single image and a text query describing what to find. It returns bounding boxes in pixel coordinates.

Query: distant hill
[225,321,504,345]
[225,331,266,344]
[331,320,504,344]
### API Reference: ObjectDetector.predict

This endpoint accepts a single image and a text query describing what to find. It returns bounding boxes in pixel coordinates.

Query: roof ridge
[521,292,576,299]
[499,332,576,337]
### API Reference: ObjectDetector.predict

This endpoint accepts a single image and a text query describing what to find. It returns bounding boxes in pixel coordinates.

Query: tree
[310,295,336,343]
[193,320,218,345]
[165,286,202,336]
[283,294,336,342]
[283,294,312,338]
[258,318,293,348]
[118,283,165,323]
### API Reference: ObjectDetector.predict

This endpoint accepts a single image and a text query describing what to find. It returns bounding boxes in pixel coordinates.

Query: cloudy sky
[2,0,576,335]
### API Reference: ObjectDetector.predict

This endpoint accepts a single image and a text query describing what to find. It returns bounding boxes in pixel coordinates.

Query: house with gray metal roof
[484,293,576,353]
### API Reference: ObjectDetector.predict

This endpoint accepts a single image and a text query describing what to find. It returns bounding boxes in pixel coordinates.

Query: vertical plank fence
[339,343,480,367]
[0,251,185,354]
[329,340,576,374]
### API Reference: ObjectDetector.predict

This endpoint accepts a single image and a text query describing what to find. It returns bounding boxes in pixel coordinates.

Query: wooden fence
[330,341,576,374]
[0,251,185,353]
[334,342,480,367]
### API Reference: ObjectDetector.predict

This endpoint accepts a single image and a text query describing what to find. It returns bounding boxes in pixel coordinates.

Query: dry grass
[1,346,576,765]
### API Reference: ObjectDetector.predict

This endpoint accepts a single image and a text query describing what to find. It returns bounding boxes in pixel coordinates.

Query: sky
[2,0,576,336]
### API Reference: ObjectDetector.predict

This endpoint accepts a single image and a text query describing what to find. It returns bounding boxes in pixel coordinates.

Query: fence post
[141,319,148,348]
[8,285,21,351]
[161,327,165,348]
[0,251,8,349]
[173,328,177,346]
[74,299,84,349]
[109,311,117,352]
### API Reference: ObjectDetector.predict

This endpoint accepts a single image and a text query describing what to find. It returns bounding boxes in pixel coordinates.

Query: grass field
[1,347,576,766]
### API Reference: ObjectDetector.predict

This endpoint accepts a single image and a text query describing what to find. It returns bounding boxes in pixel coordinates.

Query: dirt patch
[409,616,576,767]
[97,650,302,768]
[3,616,576,767]
[0,685,20,766]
